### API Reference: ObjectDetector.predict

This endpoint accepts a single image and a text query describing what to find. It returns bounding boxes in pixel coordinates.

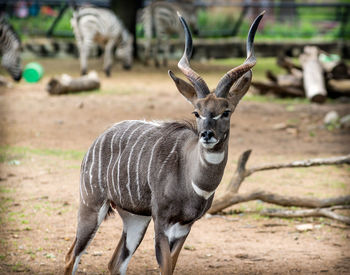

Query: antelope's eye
[192,111,200,118]
[221,110,230,118]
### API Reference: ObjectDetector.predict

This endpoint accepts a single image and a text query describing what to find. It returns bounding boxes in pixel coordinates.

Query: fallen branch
[261,206,350,225]
[46,71,100,95]
[209,150,350,225]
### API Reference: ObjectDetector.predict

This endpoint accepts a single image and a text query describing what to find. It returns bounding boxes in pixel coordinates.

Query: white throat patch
[203,151,225,165]
[191,181,215,200]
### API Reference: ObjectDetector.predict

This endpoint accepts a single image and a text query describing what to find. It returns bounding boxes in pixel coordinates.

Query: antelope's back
[79,120,196,214]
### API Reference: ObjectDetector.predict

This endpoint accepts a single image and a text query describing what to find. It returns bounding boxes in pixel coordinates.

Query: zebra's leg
[143,39,151,66]
[154,38,161,68]
[79,38,93,75]
[103,38,117,77]
[64,201,110,275]
[162,38,170,67]
[108,207,151,275]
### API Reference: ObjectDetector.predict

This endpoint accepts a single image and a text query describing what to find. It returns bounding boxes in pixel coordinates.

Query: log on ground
[299,46,327,103]
[46,71,100,95]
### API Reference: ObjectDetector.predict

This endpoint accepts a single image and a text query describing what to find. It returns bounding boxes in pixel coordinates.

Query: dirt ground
[0,58,350,274]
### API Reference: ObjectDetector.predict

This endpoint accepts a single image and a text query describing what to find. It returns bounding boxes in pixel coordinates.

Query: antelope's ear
[228,70,252,107]
[168,70,197,105]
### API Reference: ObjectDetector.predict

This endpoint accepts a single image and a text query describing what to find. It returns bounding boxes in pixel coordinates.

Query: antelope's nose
[200,130,214,142]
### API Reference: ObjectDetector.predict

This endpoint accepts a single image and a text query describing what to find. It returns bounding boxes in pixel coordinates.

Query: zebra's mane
[0,16,21,44]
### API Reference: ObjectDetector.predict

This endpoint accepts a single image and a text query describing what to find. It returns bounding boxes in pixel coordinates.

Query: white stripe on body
[111,122,138,202]
[84,146,93,195]
[147,137,163,189]
[127,126,157,206]
[117,123,145,207]
[135,139,148,200]
[98,134,107,193]
[106,130,121,200]
[89,135,103,195]
[157,135,181,179]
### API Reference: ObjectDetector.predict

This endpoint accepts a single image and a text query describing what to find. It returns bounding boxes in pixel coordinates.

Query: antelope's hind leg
[108,208,151,275]
[64,201,110,275]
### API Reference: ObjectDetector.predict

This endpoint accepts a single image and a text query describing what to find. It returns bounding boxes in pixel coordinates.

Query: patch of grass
[0,146,84,161]
[324,181,347,189]
[0,187,15,194]
[243,94,309,105]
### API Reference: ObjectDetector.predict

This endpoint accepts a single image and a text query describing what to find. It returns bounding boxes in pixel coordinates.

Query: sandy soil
[0,59,349,274]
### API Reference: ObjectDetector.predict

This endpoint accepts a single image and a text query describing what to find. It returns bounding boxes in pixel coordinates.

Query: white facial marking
[203,151,225,165]
[164,223,190,243]
[191,181,215,200]
[200,140,218,149]
[213,114,221,120]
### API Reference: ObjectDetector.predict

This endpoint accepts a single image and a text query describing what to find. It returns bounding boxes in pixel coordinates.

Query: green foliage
[197,6,348,40]
[197,9,237,37]
[8,8,74,39]
[0,146,84,162]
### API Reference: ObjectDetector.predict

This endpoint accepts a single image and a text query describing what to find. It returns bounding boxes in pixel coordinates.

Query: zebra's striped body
[71,6,133,76]
[142,1,197,67]
[0,16,22,81]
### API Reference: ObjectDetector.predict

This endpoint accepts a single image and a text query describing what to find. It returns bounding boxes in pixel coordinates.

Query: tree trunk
[110,0,143,59]
[299,46,327,103]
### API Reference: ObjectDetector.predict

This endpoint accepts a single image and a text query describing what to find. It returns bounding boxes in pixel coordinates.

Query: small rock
[296,223,314,232]
[235,253,249,259]
[340,114,350,129]
[286,127,299,136]
[92,251,103,256]
[272,123,288,130]
[184,245,196,251]
[324,111,339,125]
[78,102,84,109]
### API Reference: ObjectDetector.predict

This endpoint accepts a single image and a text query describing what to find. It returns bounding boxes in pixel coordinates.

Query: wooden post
[299,46,327,103]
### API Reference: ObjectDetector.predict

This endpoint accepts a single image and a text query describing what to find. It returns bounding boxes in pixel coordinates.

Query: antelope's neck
[186,140,228,199]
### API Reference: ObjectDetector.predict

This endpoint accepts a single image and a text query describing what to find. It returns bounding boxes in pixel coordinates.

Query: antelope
[64,11,264,275]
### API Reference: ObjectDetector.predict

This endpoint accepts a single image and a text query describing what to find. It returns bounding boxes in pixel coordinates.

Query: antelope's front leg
[170,234,189,273]
[155,232,172,275]
[154,219,190,275]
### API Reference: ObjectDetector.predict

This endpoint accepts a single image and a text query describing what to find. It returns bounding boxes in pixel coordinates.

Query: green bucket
[23,62,44,83]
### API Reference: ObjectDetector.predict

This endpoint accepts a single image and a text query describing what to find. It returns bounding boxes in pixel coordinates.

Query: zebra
[141,1,198,67]
[70,6,133,77]
[0,16,22,81]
